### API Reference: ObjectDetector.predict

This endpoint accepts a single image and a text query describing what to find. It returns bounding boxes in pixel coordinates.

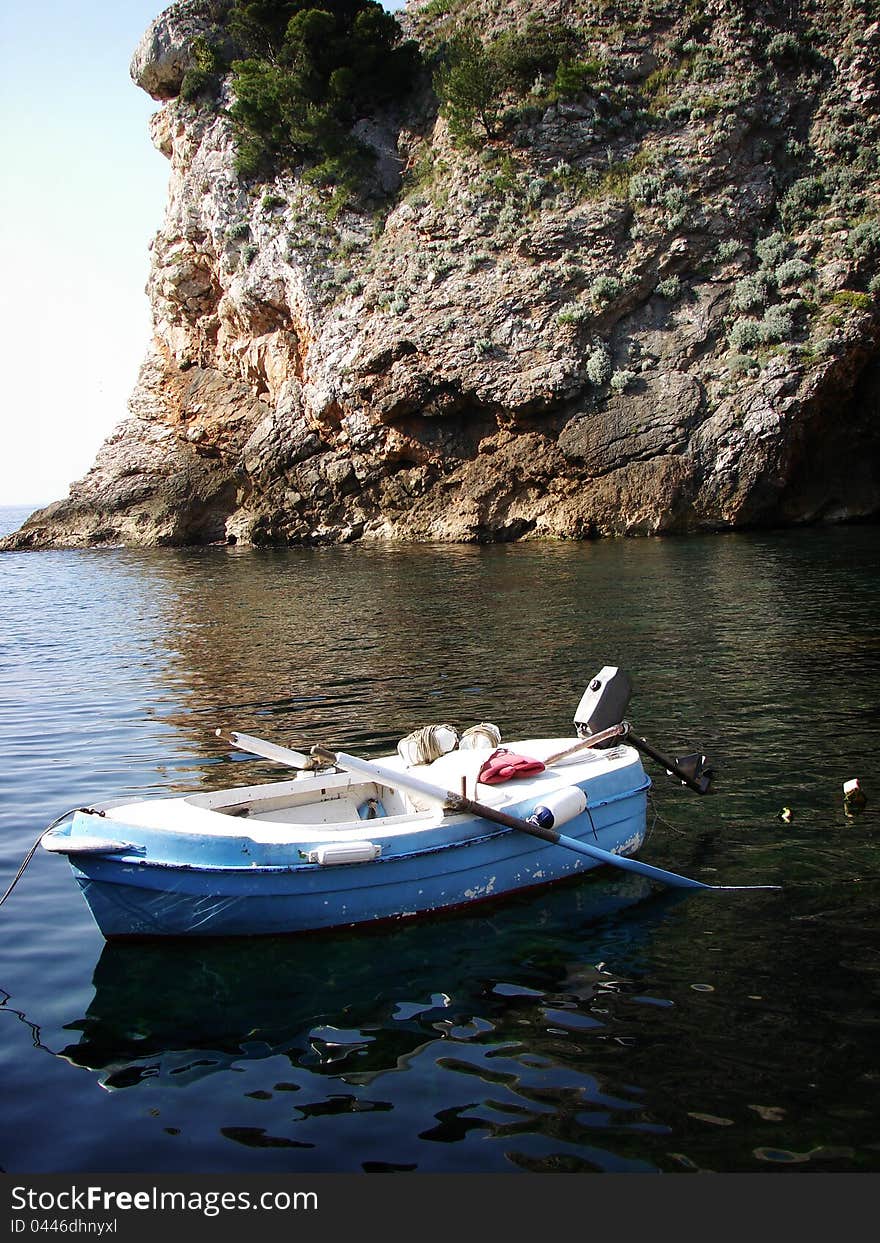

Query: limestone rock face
[5,0,879,551]
[130,0,232,101]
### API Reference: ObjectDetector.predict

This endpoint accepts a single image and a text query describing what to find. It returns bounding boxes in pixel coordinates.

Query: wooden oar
[218,729,773,892]
[308,746,779,892]
[215,728,319,770]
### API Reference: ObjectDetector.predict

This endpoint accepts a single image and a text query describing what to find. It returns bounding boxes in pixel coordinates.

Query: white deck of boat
[96,739,638,845]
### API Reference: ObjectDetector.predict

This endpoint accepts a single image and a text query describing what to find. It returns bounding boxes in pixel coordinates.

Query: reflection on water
[59,877,663,1084]
[1,525,879,1172]
[54,876,681,1172]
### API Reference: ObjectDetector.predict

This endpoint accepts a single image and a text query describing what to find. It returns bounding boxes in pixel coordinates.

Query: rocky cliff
[5,0,880,549]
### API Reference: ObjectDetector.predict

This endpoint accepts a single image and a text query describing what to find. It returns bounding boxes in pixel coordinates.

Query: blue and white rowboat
[41,735,653,939]
[40,667,772,939]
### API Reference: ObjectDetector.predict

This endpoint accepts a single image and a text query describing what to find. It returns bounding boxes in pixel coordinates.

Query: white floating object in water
[843,778,866,815]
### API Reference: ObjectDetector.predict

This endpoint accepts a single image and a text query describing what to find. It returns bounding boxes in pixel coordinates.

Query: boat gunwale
[66,744,646,844]
[57,775,652,870]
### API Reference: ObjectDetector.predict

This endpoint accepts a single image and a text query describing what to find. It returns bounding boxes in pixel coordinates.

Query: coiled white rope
[397,722,502,767]
[397,723,460,766]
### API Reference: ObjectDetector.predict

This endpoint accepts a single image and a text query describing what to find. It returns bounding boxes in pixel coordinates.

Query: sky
[0,0,407,510]
[0,1,170,508]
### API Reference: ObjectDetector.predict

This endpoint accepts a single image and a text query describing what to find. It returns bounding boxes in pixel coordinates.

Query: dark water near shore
[1,505,879,1174]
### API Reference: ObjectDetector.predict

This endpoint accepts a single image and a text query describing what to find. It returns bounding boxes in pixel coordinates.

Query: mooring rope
[0,809,88,911]
[460,722,502,751]
[647,795,688,838]
[0,986,55,1054]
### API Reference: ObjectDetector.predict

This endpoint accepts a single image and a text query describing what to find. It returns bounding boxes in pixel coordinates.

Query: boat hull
[45,739,652,938]
[68,792,649,938]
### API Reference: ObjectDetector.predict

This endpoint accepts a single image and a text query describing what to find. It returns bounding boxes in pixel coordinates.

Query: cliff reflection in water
[129,544,554,777]
[120,534,880,820]
[123,539,771,778]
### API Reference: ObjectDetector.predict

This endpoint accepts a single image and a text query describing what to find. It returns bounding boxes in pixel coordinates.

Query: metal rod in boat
[545,724,711,795]
[544,723,628,764]
[309,746,778,893]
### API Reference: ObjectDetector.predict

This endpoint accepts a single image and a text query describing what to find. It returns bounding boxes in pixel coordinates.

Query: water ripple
[1,524,879,1171]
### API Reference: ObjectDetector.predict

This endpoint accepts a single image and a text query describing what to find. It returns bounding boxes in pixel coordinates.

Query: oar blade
[215,728,314,770]
[553,830,709,890]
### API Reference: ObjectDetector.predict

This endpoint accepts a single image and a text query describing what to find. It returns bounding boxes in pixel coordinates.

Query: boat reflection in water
[57,873,679,1095]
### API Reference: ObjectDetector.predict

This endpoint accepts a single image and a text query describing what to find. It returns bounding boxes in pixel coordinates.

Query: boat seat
[401,745,554,810]
[395,749,482,811]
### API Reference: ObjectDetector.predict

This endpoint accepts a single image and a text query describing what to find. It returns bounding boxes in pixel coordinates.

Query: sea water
[1,505,878,1173]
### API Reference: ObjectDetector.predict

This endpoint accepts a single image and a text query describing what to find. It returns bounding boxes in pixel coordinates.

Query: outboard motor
[574,667,632,738]
[571,666,713,794]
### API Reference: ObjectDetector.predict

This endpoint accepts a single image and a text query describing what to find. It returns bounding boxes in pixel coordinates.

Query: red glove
[478,748,546,784]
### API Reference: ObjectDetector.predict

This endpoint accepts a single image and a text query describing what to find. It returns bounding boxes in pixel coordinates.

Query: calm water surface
[1,505,879,1173]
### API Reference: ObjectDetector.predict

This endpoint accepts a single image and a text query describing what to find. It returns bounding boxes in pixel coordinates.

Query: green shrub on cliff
[225,1,421,193]
[847,220,880,261]
[759,304,795,343]
[656,275,682,299]
[180,34,225,101]
[552,58,603,97]
[731,273,773,313]
[434,20,595,145]
[435,30,505,141]
[779,176,827,229]
[610,368,636,392]
[831,289,873,311]
[590,274,622,305]
[493,23,579,94]
[765,32,805,66]
[728,318,763,351]
[775,257,813,288]
[755,232,788,268]
[728,304,796,352]
[586,344,612,386]
[557,301,591,326]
